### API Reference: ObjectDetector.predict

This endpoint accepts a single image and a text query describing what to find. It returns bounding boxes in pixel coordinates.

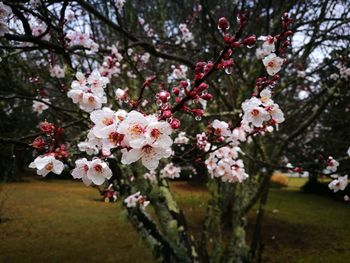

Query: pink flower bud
[156,90,170,103]
[242,35,256,47]
[162,110,172,119]
[196,83,208,92]
[31,136,46,150]
[189,91,198,98]
[40,121,55,133]
[172,87,180,96]
[180,80,188,88]
[284,30,293,37]
[201,93,213,101]
[231,41,242,48]
[191,108,204,117]
[170,118,181,129]
[218,17,229,31]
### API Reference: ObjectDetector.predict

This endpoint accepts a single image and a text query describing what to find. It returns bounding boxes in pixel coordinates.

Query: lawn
[0,177,349,263]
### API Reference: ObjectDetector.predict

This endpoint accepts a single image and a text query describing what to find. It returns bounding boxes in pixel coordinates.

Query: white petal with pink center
[86,159,112,185]
[160,163,181,179]
[212,119,231,137]
[121,145,172,170]
[71,158,92,186]
[29,155,64,177]
[262,53,284,76]
[243,106,270,127]
[328,175,348,192]
[118,110,149,147]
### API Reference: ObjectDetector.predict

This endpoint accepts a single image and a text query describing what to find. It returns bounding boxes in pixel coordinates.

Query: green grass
[0,178,154,263]
[256,189,350,263]
[1,177,350,263]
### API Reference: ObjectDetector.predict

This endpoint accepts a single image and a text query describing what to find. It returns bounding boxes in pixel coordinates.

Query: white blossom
[32,98,49,114]
[212,119,231,137]
[29,155,64,177]
[77,141,99,156]
[174,132,189,144]
[121,146,172,171]
[160,163,181,179]
[328,175,348,192]
[71,158,92,186]
[124,191,150,208]
[262,53,284,76]
[50,65,65,78]
[115,88,127,100]
[144,170,157,182]
[86,158,113,185]
[326,156,339,173]
[258,35,276,54]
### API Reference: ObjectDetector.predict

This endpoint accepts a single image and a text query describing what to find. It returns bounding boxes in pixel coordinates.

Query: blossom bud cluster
[256,14,293,76]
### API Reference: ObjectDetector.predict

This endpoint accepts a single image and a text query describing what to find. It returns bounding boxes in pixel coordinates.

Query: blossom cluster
[241,88,285,128]
[200,119,251,184]
[325,156,339,173]
[30,21,50,41]
[175,23,195,46]
[66,31,99,52]
[205,146,248,183]
[0,2,11,37]
[50,65,65,79]
[330,63,350,81]
[256,36,285,76]
[67,70,109,112]
[139,17,157,39]
[99,45,123,79]
[29,121,68,176]
[78,109,174,171]
[124,191,150,208]
[115,0,126,12]
[325,152,349,193]
[169,65,188,81]
[71,158,112,186]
